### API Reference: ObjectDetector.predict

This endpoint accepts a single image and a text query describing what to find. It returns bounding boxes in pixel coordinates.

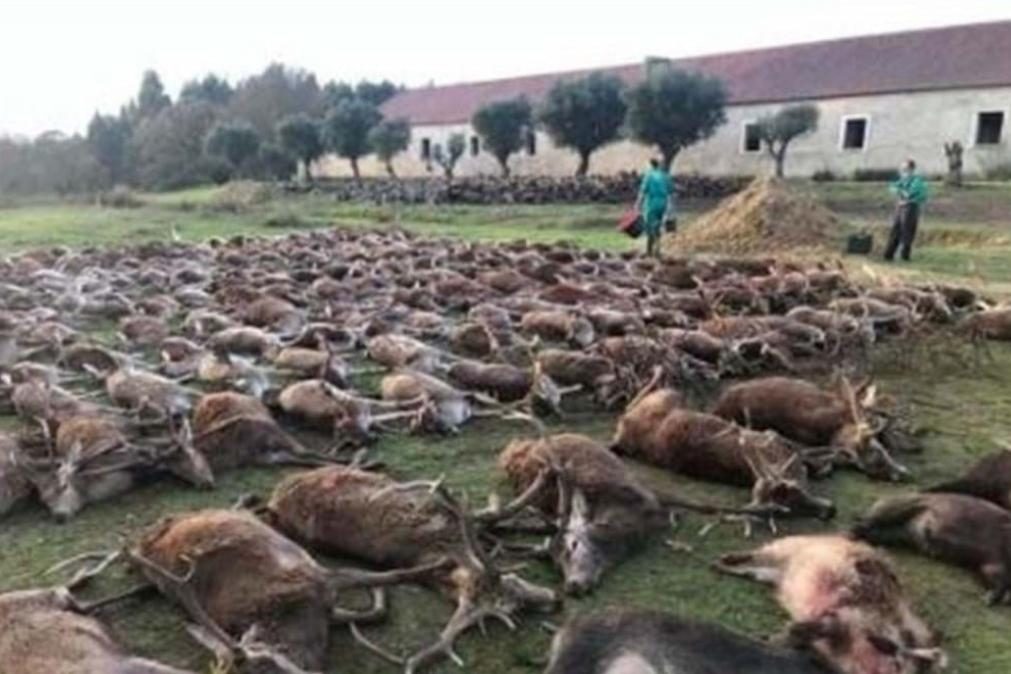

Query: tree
[228,63,323,139]
[129,102,219,190]
[625,67,727,170]
[472,97,533,177]
[756,104,819,178]
[368,118,411,177]
[322,99,382,180]
[259,143,297,181]
[322,80,355,109]
[137,70,171,119]
[539,73,626,176]
[204,122,261,176]
[277,114,324,181]
[180,74,234,106]
[429,133,466,181]
[86,113,131,184]
[355,80,400,106]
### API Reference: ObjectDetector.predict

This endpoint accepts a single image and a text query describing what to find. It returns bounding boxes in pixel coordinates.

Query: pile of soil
[667,177,846,255]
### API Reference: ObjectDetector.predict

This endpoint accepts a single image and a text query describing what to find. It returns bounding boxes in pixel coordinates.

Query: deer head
[833,377,909,482]
[746,448,836,521]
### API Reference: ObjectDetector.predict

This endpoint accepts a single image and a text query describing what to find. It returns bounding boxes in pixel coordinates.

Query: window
[470,135,480,156]
[976,111,1005,145]
[525,130,537,155]
[742,122,762,153]
[420,138,431,160]
[841,116,869,150]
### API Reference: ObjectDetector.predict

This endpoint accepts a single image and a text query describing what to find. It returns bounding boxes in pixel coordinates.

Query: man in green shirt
[636,158,675,258]
[884,159,929,262]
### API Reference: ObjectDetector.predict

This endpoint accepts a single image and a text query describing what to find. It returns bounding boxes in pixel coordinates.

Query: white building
[318,21,1011,179]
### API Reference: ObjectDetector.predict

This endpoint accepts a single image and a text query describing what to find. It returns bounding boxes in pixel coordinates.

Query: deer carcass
[612,398,835,520]
[265,465,558,673]
[520,311,595,348]
[715,534,945,674]
[961,307,1011,341]
[126,508,445,673]
[712,376,910,481]
[854,492,1011,604]
[923,448,1011,510]
[0,587,194,674]
[105,364,195,419]
[0,432,31,517]
[544,608,829,674]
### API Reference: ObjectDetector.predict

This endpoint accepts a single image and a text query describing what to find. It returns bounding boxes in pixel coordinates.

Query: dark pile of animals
[1,226,1010,674]
[288,173,750,205]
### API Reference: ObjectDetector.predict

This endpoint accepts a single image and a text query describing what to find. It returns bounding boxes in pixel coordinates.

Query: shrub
[811,169,836,182]
[97,186,143,208]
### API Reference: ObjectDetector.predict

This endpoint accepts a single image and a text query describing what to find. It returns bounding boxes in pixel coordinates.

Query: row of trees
[0,62,820,195]
[0,64,403,194]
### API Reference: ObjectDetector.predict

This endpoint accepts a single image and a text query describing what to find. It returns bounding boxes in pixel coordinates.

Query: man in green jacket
[636,157,675,258]
[884,159,929,262]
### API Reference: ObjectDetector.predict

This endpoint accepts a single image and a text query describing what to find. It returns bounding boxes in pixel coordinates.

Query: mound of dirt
[666,177,846,255]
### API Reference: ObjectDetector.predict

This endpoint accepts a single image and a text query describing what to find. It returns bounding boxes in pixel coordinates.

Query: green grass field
[1,181,1011,673]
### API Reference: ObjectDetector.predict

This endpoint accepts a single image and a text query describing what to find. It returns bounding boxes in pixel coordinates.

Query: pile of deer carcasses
[0,227,989,672]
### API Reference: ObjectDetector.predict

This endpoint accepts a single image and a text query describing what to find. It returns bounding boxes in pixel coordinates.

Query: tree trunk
[385,159,397,178]
[498,155,511,178]
[661,149,677,172]
[303,159,313,184]
[774,151,786,178]
[576,152,590,177]
[350,156,361,182]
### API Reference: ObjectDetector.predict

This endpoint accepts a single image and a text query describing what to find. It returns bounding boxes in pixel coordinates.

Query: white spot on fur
[604,652,659,674]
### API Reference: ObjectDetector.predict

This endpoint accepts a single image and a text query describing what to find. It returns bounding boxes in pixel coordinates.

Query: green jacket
[639,168,675,213]
[890,173,929,206]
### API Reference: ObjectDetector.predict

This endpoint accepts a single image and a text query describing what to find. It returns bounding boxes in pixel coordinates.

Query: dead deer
[520,310,595,348]
[265,465,559,673]
[712,376,910,481]
[0,432,32,517]
[115,508,448,673]
[105,363,196,419]
[449,321,499,358]
[545,608,830,674]
[498,432,747,595]
[186,391,343,477]
[118,314,170,348]
[275,378,422,444]
[715,534,945,674]
[961,307,1011,341]
[207,326,282,359]
[366,333,452,372]
[611,402,836,521]
[242,295,305,336]
[854,493,1011,604]
[0,587,195,674]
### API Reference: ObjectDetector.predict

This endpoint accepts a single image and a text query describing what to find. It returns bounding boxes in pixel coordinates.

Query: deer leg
[329,556,454,590]
[72,582,156,614]
[712,551,783,585]
[475,468,553,524]
[45,550,123,590]
[332,587,388,624]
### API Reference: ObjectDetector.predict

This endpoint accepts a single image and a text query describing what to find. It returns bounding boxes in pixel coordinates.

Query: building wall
[316,86,1011,178]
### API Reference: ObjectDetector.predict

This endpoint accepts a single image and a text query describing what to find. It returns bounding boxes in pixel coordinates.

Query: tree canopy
[368,118,412,177]
[204,121,262,175]
[625,67,727,170]
[258,143,297,181]
[472,97,533,177]
[136,70,171,119]
[179,74,234,107]
[432,133,466,181]
[539,73,626,176]
[322,99,382,179]
[756,104,819,178]
[86,113,131,184]
[229,63,324,139]
[277,114,324,181]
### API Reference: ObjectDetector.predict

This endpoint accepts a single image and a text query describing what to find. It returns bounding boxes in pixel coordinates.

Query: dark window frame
[742,122,762,153]
[841,116,869,150]
[976,111,1005,145]
[420,137,431,160]
[470,135,480,156]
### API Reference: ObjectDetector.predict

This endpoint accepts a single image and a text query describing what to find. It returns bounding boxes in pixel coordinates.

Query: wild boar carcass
[0,587,194,674]
[128,508,445,673]
[712,376,910,481]
[854,492,1011,604]
[923,448,1011,510]
[715,534,945,674]
[266,466,559,673]
[544,608,829,674]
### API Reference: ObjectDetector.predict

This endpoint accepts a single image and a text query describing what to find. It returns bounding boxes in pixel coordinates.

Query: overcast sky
[2,0,1009,137]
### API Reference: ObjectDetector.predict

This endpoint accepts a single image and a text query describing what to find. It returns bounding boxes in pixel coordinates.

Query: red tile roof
[382,21,1011,125]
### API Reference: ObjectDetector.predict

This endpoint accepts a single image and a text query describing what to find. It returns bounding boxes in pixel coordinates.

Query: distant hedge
[290,173,751,205]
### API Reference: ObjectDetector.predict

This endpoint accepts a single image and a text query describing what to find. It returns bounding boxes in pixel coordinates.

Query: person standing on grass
[636,157,675,258]
[884,159,929,262]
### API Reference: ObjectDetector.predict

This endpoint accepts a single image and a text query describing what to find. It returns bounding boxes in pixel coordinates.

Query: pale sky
[2,0,1010,137]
